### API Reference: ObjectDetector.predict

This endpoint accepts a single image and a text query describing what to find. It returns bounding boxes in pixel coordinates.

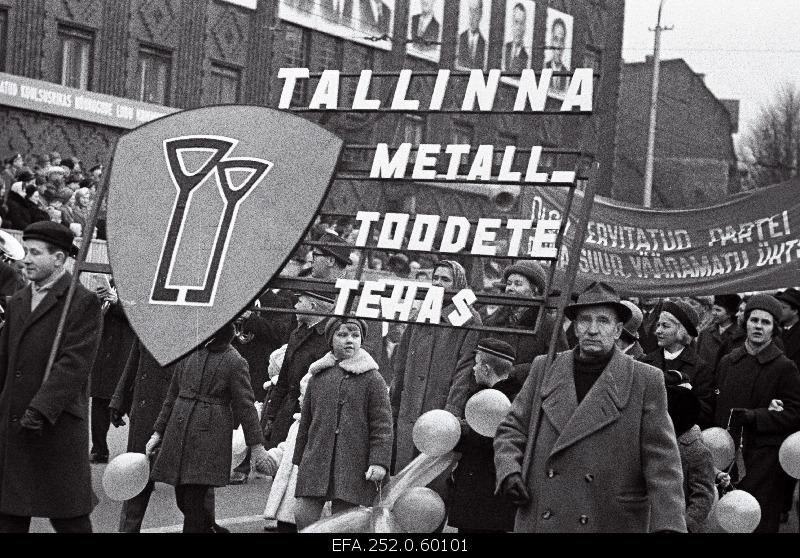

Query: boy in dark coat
[664,374,716,532]
[146,323,271,533]
[448,338,521,533]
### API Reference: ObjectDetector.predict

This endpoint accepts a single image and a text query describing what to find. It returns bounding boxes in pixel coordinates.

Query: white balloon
[231,426,248,470]
[779,431,800,479]
[464,389,511,437]
[412,409,460,456]
[715,490,761,533]
[102,453,150,501]
[701,427,736,470]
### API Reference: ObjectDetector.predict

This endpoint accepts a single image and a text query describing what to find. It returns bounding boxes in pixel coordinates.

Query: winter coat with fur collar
[293,349,393,507]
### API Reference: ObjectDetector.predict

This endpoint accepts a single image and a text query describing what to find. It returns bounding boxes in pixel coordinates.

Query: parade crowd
[0,151,105,240]
[0,201,798,534]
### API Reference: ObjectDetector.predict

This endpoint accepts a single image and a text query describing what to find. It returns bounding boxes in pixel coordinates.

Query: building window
[59,26,93,90]
[451,121,474,145]
[0,10,7,72]
[495,133,518,169]
[276,23,310,106]
[204,63,241,105]
[137,46,171,105]
[342,43,374,105]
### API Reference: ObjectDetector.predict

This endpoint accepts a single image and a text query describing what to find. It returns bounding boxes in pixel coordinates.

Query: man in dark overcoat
[494,282,686,532]
[109,340,177,532]
[262,291,332,450]
[229,290,296,484]
[88,279,136,463]
[0,221,101,532]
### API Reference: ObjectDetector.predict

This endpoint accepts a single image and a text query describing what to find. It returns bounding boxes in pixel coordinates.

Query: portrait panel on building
[278,0,394,51]
[455,0,491,71]
[406,0,445,64]
[543,7,573,100]
[501,0,536,86]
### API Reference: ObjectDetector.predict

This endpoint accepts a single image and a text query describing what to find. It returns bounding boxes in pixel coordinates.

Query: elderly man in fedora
[493,281,686,532]
[0,221,102,532]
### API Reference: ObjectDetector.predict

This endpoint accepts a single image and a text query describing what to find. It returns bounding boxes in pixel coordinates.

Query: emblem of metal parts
[107,105,343,366]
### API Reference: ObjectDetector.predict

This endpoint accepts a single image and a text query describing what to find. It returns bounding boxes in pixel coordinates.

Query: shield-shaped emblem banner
[107,105,343,366]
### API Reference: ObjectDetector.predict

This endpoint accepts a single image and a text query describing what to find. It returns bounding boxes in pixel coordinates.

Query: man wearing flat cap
[714,293,800,532]
[696,294,745,371]
[0,221,102,532]
[262,290,334,452]
[494,281,686,532]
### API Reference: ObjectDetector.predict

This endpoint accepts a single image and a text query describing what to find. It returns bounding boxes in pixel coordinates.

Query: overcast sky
[622,0,800,153]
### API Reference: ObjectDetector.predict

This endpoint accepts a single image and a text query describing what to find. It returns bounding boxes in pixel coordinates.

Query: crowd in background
[1,151,105,239]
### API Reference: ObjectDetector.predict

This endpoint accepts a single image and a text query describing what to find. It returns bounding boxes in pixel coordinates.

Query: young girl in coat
[145,323,271,532]
[261,371,311,533]
[292,318,393,531]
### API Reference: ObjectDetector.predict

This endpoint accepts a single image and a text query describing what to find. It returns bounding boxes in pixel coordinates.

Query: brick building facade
[0,0,625,222]
[612,58,740,208]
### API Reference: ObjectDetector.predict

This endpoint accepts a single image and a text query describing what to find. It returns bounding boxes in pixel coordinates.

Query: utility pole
[643,0,673,208]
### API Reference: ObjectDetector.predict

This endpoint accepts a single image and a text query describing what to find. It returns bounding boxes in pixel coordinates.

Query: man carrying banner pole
[0,222,102,532]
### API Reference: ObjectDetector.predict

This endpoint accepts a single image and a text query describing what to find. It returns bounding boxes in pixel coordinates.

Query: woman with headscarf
[638,299,716,428]
[390,260,481,483]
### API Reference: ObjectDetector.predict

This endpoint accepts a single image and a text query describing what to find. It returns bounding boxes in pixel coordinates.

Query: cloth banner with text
[532,178,800,296]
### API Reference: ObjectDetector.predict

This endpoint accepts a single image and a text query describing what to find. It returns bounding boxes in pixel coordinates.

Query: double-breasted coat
[639,346,716,428]
[293,350,393,507]
[264,319,329,450]
[109,340,177,453]
[0,273,102,517]
[494,349,687,533]
[150,345,264,487]
[390,305,481,472]
[713,342,800,532]
[89,301,136,399]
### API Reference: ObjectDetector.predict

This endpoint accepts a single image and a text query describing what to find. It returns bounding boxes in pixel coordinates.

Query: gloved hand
[145,432,162,457]
[19,407,45,435]
[729,407,755,429]
[715,470,731,489]
[500,473,530,506]
[110,408,126,428]
[768,399,784,412]
[365,465,387,482]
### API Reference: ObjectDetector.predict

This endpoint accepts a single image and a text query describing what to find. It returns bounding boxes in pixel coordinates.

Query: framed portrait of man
[357,0,395,42]
[501,0,535,85]
[455,0,491,71]
[278,0,394,51]
[543,7,573,99]
[406,0,445,63]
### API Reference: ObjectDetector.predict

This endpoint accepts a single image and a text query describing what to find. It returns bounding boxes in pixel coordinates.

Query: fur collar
[308,349,379,376]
